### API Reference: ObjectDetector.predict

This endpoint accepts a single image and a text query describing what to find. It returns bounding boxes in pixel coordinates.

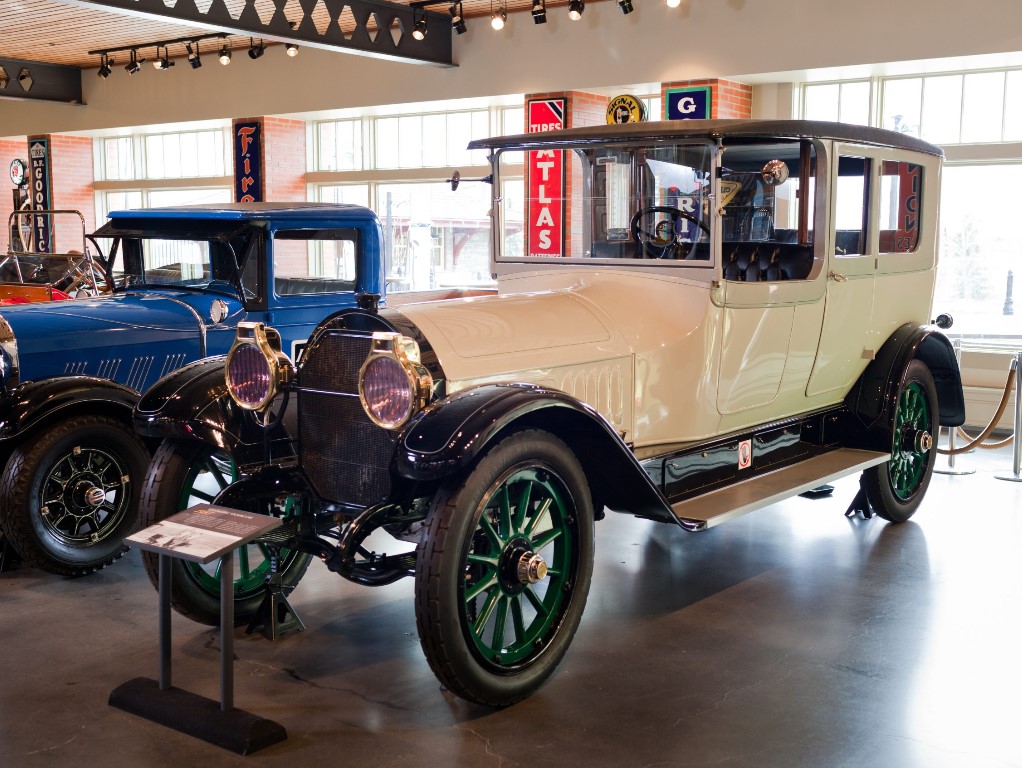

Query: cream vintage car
[135,119,965,707]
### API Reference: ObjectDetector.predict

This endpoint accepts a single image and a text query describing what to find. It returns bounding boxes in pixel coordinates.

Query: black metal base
[246,583,305,640]
[844,477,875,519]
[109,677,286,755]
[799,483,835,500]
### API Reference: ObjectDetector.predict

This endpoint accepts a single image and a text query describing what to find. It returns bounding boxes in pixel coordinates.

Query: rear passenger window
[273,228,358,296]
[879,161,922,253]
[834,156,870,256]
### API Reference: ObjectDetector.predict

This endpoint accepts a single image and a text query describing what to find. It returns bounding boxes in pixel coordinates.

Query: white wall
[3,0,1022,136]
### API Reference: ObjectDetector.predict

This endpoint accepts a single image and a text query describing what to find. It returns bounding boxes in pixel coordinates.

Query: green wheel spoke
[467,552,499,568]
[492,597,509,652]
[479,514,504,548]
[238,545,252,578]
[472,589,501,634]
[523,585,550,617]
[190,489,216,503]
[510,595,526,641]
[465,572,498,603]
[497,486,512,539]
[524,498,552,538]
[531,527,563,552]
[513,480,533,534]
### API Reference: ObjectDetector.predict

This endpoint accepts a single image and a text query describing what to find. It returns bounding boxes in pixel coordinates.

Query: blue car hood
[1,290,244,392]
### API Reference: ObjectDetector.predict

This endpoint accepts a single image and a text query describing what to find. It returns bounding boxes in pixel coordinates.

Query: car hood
[0,290,244,387]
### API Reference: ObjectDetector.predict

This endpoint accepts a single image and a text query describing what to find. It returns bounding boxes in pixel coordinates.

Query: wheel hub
[40,445,129,545]
[900,427,933,455]
[517,552,548,584]
[498,536,549,593]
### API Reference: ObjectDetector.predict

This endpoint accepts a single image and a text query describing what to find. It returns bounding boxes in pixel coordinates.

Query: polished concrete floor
[3,444,1022,768]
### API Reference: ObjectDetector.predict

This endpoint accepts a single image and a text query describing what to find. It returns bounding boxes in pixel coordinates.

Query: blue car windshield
[111,233,253,298]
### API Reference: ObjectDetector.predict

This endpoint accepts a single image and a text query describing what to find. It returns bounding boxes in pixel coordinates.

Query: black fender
[394,383,677,524]
[0,375,139,444]
[133,356,293,465]
[845,323,965,450]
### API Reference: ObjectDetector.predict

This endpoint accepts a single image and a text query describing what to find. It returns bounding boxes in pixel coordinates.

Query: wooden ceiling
[2,0,615,70]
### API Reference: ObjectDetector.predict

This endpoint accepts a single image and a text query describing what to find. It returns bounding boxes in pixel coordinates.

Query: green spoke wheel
[415,430,595,707]
[864,359,939,523]
[139,439,312,626]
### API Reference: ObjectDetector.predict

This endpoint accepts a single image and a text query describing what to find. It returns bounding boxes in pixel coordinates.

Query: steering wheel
[630,205,710,259]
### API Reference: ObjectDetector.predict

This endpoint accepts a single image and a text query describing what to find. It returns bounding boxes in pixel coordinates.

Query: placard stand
[109,505,287,755]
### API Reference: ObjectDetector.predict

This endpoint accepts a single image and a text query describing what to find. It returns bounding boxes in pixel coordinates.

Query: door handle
[829,271,848,283]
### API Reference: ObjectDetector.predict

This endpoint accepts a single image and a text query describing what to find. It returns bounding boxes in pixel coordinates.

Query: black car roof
[469,119,943,158]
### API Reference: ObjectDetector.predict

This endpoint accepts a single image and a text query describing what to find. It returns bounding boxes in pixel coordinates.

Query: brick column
[0,137,29,251]
[231,117,306,203]
[661,79,753,119]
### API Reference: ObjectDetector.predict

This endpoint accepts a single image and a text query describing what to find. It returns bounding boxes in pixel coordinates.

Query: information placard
[126,504,282,564]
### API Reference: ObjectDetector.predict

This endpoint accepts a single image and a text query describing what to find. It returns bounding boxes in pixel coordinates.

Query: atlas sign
[527,98,565,258]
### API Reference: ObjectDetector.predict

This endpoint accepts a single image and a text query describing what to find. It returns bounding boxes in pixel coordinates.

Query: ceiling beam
[0,56,83,105]
[61,0,453,67]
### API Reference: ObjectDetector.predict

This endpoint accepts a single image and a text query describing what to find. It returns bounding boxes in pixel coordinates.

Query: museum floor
[2,443,1021,768]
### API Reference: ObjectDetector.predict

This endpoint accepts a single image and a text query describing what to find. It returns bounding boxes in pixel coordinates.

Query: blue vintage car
[0,202,385,576]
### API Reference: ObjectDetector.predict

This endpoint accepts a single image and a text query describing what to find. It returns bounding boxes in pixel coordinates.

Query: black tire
[863,359,939,523]
[138,439,312,626]
[414,429,595,707]
[0,415,149,576]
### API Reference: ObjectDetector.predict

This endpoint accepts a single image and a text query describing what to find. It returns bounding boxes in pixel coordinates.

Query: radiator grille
[298,331,394,506]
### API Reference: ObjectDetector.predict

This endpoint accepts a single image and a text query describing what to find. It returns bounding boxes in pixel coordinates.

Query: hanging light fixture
[618,0,634,13]
[666,0,682,7]
[449,2,467,35]
[531,0,547,24]
[153,46,174,70]
[219,44,232,65]
[568,0,584,20]
[285,42,300,57]
[186,42,202,69]
[412,8,428,40]
[248,38,265,59]
[97,53,112,79]
[125,50,142,75]
[491,0,507,30]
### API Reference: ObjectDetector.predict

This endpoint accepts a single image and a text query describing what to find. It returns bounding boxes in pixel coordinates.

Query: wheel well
[915,335,966,427]
[18,400,147,449]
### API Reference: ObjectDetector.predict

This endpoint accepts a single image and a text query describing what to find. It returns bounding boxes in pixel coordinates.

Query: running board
[671,448,889,530]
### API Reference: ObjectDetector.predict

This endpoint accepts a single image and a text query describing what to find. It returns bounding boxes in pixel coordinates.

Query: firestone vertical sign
[234,122,262,203]
[526,98,565,258]
[28,139,52,253]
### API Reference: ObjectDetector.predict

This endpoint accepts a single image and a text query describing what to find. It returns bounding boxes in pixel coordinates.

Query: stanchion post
[158,553,172,690]
[221,549,234,712]
[936,337,976,475]
[996,352,1022,482]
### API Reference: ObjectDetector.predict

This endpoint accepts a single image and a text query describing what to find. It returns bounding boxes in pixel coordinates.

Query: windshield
[497,141,714,262]
[110,232,253,297]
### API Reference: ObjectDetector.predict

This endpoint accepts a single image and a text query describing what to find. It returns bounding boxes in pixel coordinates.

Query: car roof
[106,202,378,223]
[469,119,944,158]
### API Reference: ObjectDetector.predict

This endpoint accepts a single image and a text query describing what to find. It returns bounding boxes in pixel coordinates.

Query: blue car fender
[0,376,140,444]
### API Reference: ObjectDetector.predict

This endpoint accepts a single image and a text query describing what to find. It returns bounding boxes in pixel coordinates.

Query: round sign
[9,158,27,187]
[607,95,646,125]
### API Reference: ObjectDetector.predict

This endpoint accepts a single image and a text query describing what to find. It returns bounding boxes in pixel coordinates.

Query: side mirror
[933,313,954,330]
[448,170,461,192]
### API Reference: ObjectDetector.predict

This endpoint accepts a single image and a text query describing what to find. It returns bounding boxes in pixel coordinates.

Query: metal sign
[607,94,646,124]
[28,139,52,252]
[526,98,566,258]
[666,87,711,120]
[233,121,262,203]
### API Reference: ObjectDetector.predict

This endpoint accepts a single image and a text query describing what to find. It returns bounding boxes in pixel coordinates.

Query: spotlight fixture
[450,2,467,34]
[568,0,584,20]
[97,54,112,79]
[125,50,141,75]
[186,42,202,69]
[412,8,428,40]
[618,0,634,13]
[285,42,299,57]
[153,46,174,70]
[248,38,265,59]
[219,44,232,65]
[491,4,507,30]
[531,0,547,24]
[666,0,682,6]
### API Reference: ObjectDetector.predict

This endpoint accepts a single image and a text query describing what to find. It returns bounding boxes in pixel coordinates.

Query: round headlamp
[359,332,432,430]
[225,322,294,411]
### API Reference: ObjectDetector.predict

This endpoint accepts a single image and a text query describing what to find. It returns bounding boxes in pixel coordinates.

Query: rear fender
[845,323,965,449]
[395,383,676,524]
[133,356,293,465]
[0,376,138,443]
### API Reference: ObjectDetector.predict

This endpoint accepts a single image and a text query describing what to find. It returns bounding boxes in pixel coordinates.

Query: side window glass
[834,156,870,255]
[272,229,358,296]
[879,161,923,253]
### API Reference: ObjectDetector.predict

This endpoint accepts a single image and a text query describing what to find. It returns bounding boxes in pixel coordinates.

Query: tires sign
[526,99,565,258]
[234,121,262,203]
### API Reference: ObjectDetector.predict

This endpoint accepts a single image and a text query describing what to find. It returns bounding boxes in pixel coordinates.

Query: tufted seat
[274,276,356,295]
[722,242,813,282]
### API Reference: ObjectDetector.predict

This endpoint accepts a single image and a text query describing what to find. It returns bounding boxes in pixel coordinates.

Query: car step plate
[672,448,889,529]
